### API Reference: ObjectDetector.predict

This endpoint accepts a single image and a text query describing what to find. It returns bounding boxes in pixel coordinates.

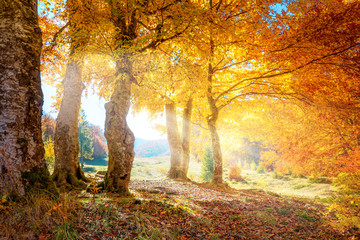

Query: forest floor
[2,157,359,239]
[1,178,359,239]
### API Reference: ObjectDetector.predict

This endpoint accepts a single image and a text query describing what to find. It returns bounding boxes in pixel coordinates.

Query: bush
[228,165,243,182]
[256,165,265,174]
[329,172,360,230]
[200,147,214,182]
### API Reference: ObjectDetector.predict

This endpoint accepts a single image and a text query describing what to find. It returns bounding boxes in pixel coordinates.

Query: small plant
[298,211,316,222]
[157,166,168,174]
[278,208,290,215]
[53,221,78,240]
[87,175,103,201]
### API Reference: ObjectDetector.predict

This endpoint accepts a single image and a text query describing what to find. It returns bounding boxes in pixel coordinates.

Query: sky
[42,83,166,140]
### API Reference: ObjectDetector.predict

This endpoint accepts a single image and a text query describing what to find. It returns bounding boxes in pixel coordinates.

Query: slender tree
[78,110,94,168]
[166,103,186,179]
[52,0,92,187]
[0,0,57,196]
[181,98,193,176]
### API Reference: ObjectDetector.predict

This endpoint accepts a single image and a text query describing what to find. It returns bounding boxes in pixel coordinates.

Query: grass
[227,169,337,199]
[82,156,336,199]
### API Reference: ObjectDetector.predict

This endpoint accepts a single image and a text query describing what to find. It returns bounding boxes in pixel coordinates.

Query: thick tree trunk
[104,57,135,195]
[52,60,87,188]
[166,103,187,179]
[181,98,193,176]
[0,0,57,196]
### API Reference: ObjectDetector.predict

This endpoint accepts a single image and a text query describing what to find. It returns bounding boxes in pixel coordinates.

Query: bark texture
[102,1,137,195]
[52,0,89,189]
[104,57,135,195]
[166,103,186,179]
[181,98,193,176]
[0,0,57,196]
[207,40,223,184]
[207,115,223,184]
[53,60,87,188]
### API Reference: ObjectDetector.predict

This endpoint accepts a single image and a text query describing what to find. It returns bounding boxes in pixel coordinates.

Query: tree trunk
[0,0,57,196]
[181,98,193,176]
[166,103,186,179]
[52,59,87,188]
[81,155,84,169]
[207,37,223,184]
[104,57,135,195]
[207,115,223,184]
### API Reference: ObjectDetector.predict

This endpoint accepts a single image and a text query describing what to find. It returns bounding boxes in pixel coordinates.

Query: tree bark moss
[0,0,57,196]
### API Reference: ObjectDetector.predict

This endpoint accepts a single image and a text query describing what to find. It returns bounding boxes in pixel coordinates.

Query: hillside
[134,138,169,158]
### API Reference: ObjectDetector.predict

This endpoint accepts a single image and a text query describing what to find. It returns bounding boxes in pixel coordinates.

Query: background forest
[1,0,360,239]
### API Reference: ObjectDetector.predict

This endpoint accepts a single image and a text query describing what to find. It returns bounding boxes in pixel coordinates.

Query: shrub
[329,172,360,230]
[200,147,214,182]
[256,165,265,174]
[228,165,243,182]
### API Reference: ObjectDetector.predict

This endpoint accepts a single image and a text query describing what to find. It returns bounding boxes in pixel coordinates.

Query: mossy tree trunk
[166,103,187,179]
[207,113,223,184]
[0,0,57,196]
[181,98,193,177]
[104,56,135,195]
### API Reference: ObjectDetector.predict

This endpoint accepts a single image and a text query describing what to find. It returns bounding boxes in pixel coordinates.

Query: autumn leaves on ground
[0,157,358,239]
[0,171,355,239]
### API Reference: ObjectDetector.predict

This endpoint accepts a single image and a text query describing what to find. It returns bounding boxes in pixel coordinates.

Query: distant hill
[134,138,170,158]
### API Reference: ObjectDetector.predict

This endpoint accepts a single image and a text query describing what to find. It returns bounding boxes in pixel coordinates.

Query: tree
[0,0,57,196]
[52,0,92,188]
[42,114,56,142]
[44,137,56,169]
[166,103,186,179]
[42,114,56,169]
[131,44,201,179]
[102,0,192,194]
[201,147,214,182]
[90,125,108,158]
[78,110,94,168]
